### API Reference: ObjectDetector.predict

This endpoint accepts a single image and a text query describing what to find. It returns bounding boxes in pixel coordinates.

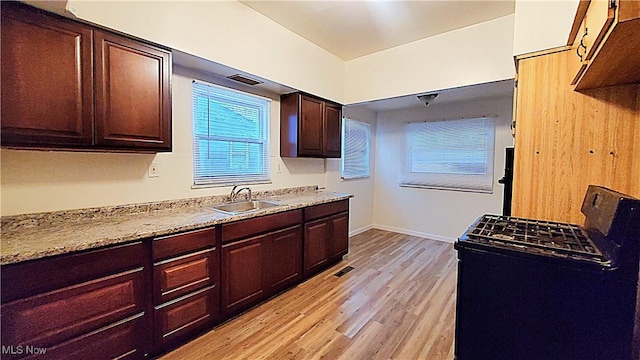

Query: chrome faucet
[230,185,252,202]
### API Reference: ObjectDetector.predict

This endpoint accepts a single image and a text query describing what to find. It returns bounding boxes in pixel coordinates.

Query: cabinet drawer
[154,286,217,347]
[221,210,302,243]
[153,227,216,261]
[1,241,145,304]
[1,268,145,348]
[153,248,217,304]
[37,313,147,360]
[304,200,349,222]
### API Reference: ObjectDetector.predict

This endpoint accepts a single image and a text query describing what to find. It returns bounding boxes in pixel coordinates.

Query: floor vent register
[334,266,355,277]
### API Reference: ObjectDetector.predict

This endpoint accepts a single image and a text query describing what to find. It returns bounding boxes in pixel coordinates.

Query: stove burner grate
[465,214,603,260]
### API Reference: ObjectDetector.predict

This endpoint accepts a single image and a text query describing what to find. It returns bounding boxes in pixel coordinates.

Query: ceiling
[349,79,514,112]
[239,0,515,60]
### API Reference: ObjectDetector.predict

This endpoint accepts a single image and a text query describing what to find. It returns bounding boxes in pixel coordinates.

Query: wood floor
[160,229,458,360]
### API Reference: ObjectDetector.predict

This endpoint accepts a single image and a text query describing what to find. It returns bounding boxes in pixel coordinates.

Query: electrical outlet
[148,162,159,178]
[277,163,282,173]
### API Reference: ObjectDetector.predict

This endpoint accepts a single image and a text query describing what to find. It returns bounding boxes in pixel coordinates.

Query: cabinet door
[94,31,171,151]
[304,218,329,275]
[266,226,302,295]
[328,213,349,261]
[323,102,342,158]
[0,3,94,147]
[221,235,266,315]
[298,95,324,156]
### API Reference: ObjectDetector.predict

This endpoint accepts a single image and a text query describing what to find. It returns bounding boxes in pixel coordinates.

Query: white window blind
[192,80,271,187]
[341,118,371,180]
[400,117,495,193]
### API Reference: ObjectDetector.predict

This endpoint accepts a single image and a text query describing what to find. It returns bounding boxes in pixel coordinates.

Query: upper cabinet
[94,32,171,150]
[0,2,172,152]
[280,92,342,158]
[568,0,640,90]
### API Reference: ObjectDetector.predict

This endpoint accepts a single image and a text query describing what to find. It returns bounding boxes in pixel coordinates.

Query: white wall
[344,14,515,104]
[513,0,579,56]
[0,66,327,216]
[373,96,514,241]
[325,107,377,236]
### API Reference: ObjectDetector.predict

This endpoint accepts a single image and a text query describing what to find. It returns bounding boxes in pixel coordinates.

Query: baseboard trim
[349,225,374,237]
[371,224,456,243]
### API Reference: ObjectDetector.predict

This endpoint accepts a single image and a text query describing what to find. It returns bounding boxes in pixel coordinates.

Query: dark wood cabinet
[0,241,151,359]
[304,219,330,273]
[280,92,343,158]
[154,286,218,348]
[303,200,350,277]
[151,228,218,351]
[221,210,303,317]
[0,200,348,358]
[266,226,303,295]
[0,2,94,147]
[221,225,302,316]
[221,235,266,315]
[94,31,171,150]
[0,2,172,152]
[327,213,349,260]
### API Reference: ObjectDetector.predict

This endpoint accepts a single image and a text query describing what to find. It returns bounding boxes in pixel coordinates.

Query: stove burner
[464,214,604,262]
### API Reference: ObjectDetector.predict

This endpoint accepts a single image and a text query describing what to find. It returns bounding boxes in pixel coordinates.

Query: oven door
[454,246,635,360]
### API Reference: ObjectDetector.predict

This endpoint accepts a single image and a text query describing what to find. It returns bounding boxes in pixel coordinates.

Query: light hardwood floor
[161,229,458,360]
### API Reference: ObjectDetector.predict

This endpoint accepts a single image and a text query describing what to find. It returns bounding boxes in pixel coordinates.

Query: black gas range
[454,185,640,360]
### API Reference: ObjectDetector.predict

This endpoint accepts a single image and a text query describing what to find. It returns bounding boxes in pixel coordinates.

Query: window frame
[400,117,495,193]
[191,80,271,188]
[341,117,371,180]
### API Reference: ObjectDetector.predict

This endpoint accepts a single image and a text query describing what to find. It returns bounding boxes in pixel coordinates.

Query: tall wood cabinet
[512,48,640,224]
[0,2,172,152]
[280,92,342,158]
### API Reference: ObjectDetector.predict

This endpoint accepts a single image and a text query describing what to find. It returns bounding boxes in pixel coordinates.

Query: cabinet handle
[577,28,588,62]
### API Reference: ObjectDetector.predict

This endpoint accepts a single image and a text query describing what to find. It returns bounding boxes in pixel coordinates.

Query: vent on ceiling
[227,74,263,86]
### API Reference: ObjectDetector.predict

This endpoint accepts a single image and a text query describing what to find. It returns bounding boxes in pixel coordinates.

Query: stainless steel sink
[213,200,280,215]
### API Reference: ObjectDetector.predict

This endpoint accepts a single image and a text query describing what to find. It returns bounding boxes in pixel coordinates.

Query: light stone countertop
[1,189,352,265]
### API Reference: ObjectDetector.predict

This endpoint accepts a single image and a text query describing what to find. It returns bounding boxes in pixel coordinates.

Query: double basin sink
[213,200,280,215]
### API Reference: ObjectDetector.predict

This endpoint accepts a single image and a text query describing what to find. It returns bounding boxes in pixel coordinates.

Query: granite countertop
[1,187,352,265]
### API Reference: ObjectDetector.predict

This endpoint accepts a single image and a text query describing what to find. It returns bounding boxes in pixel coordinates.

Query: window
[192,80,271,187]
[341,118,371,180]
[400,117,495,193]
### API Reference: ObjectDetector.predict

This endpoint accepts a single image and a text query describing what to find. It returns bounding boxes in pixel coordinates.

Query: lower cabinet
[221,225,303,317]
[151,228,219,352]
[303,200,350,277]
[154,286,218,347]
[0,242,151,360]
[0,199,349,358]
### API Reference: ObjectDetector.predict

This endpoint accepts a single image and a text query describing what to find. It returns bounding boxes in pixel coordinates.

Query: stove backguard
[582,185,640,245]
